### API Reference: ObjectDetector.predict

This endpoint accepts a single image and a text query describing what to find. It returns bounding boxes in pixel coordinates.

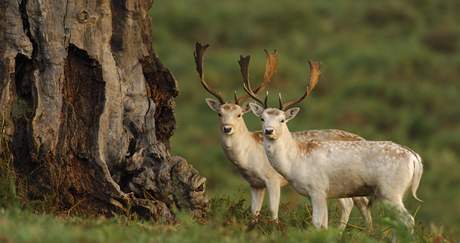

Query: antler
[239,55,266,107]
[278,60,321,110]
[194,42,225,104]
[238,50,278,106]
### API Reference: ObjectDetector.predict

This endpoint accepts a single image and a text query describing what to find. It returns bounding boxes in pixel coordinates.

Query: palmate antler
[194,42,225,104]
[194,42,277,106]
[240,50,278,107]
[278,61,321,110]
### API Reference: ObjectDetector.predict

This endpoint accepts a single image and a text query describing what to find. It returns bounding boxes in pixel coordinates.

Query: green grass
[0,198,455,243]
[1,0,460,242]
[151,0,460,233]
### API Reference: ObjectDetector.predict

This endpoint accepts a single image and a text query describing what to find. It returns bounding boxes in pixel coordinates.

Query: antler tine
[242,81,267,107]
[235,54,250,104]
[280,60,321,110]
[264,91,269,108]
[306,60,321,95]
[238,55,251,85]
[239,55,266,106]
[194,42,225,104]
[233,90,239,104]
[236,50,278,105]
[254,49,278,93]
[278,93,283,110]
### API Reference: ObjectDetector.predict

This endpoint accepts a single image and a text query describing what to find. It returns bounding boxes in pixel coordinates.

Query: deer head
[194,42,277,135]
[247,60,321,140]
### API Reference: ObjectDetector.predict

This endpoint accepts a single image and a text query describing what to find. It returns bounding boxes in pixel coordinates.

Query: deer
[246,60,423,230]
[194,42,372,229]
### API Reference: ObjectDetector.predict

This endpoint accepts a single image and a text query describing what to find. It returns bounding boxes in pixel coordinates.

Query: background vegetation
[1,0,459,242]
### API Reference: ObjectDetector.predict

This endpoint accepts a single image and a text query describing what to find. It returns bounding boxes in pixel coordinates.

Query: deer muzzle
[222,125,233,134]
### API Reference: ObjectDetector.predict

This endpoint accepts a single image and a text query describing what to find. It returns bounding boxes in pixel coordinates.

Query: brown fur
[322,130,364,141]
[334,133,364,141]
[266,109,280,115]
[222,104,237,111]
[251,132,264,143]
[293,130,364,142]
[297,140,320,154]
[342,185,375,198]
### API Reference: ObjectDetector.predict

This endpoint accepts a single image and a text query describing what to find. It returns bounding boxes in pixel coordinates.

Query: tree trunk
[0,0,208,221]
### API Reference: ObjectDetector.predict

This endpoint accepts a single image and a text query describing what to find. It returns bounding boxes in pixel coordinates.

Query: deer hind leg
[266,179,281,221]
[382,197,415,232]
[353,197,373,230]
[311,193,328,229]
[337,198,353,230]
[394,202,415,231]
[379,182,415,231]
[250,187,265,220]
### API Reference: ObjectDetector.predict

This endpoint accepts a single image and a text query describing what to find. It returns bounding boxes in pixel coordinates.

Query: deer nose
[264,128,274,135]
[223,126,232,134]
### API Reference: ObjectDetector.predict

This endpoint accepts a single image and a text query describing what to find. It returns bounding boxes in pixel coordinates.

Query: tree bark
[0,0,208,221]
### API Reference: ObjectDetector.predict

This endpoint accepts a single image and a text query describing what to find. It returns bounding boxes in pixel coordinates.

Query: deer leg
[310,193,328,229]
[394,203,415,231]
[353,197,373,231]
[266,179,281,222]
[337,198,353,230]
[380,183,415,232]
[382,198,415,233]
[250,187,265,220]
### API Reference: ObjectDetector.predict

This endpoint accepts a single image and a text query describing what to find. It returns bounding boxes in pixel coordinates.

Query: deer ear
[248,103,264,117]
[285,107,300,122]
[205,98,221,112]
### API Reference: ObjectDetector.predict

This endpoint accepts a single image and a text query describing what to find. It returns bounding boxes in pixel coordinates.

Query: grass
[151,0,460,233]
[151,0,460,240]
[0,197,455,243]
[1,0,460,242]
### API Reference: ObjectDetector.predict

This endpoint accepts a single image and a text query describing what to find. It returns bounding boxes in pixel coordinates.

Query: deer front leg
[266,179,281,221]
[337,198,353,230]
[310,192,328,229]
[250,187,265,220]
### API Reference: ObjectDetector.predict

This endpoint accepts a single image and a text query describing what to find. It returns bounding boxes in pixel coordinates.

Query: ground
[0,198,453,242]
[1,0,459,242]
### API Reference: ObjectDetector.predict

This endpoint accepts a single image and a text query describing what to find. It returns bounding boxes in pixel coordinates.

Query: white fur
[207,99,372,229]
[250,103,423,229]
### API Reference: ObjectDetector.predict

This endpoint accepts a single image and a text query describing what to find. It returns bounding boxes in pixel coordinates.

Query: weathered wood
[0,0,208,221]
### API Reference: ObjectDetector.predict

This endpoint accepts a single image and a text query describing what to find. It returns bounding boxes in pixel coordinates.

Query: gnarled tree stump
[0,0,208,221]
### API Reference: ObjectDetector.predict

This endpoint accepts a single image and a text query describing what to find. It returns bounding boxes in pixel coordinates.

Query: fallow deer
[247,60,423,230]
[195,43,372,229]
[194,43,372,229]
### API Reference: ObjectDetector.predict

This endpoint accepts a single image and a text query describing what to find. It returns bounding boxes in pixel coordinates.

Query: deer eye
[261,118,264,122]
[237,114,242,118]
[281,119,285,123]
[218,113,222,117]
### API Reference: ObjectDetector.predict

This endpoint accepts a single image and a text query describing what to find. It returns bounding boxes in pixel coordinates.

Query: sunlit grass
[0,0,459,242]
[154,0,460,233]
[0,197,455,243]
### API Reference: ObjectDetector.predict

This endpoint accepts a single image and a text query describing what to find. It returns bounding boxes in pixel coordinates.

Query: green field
[1,0,459,242]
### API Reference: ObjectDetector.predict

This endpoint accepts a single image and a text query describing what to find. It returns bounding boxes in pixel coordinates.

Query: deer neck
[263,125,297,178]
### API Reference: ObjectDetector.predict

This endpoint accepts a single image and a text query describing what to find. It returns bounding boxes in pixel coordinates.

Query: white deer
[246,60,423,230]
[194,43,372,229]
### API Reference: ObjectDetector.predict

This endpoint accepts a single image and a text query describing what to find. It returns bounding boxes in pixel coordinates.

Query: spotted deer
[246,60,423,230]
[195,43,372,229]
